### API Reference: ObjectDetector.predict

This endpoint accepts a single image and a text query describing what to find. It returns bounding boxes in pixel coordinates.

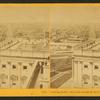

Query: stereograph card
[0,3,99,96]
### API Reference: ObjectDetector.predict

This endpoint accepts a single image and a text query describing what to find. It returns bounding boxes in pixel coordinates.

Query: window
[2,64,6,68]
[84,81,88,84]
[12,65,16,69]
[84,65,88,68]
[94,83,98,86]
[12,83,16,85]
[40,84,43,88]
[2,82,6,84]
[23,66,27,69]
[94,65,99,69]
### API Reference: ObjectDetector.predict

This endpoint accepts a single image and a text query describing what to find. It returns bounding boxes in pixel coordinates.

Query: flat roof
[0,39,49,58]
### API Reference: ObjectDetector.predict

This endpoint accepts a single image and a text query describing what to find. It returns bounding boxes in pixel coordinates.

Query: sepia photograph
[0,6,50,89]
[50,6,100,88]
[0,4,100,90]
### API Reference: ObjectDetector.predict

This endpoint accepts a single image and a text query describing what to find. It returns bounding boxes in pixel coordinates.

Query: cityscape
[50,24,100,88]
[0,24,50,88]
[0,5,100,88]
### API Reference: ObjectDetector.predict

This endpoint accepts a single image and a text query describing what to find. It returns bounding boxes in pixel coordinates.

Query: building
[0,38,50,88]
[72,38,100,88]
[50,38,100,88]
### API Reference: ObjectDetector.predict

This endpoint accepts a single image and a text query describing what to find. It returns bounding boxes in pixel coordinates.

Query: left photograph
[0,5,50,88]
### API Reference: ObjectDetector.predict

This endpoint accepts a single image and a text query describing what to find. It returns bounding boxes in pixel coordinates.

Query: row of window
[2,64,44,74]
[1,81,17,86]
[1,61,47,69]
[84,65,99,69]
[2,64,28,70]
[83,81,99,86]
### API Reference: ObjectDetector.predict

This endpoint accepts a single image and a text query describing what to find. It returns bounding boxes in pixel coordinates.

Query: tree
[82,74,90,83]
[93,75,99,82]
[21,76,27,84]
[0,73,8,82]
[10,74,18,83]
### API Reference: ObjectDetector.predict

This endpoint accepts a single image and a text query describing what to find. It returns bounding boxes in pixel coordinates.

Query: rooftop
[0,38,49,58]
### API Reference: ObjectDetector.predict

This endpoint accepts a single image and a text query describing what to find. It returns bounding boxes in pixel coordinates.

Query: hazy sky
[0,5,50,24]
[0,5,100,25]
[50,6,100,26]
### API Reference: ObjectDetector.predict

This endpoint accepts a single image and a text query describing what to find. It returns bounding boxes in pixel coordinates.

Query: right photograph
[50,6,100,88]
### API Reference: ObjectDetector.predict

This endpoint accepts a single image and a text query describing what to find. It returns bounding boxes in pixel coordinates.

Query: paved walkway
[59,78,73,88]
[51,70,72,88]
